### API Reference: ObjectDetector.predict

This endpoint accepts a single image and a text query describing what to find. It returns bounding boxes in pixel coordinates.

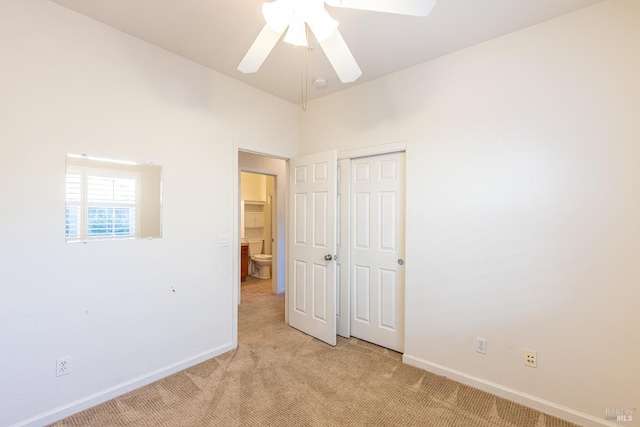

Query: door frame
[233,146,289,347]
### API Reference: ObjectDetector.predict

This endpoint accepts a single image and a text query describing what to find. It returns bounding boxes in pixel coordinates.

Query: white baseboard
[12,342,235,427]
[402,354,619,427]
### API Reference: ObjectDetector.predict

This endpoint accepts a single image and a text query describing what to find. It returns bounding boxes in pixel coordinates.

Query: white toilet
[247,239,272,279]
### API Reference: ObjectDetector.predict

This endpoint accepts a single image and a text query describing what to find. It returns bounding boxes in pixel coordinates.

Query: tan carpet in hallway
[51,277,579,427]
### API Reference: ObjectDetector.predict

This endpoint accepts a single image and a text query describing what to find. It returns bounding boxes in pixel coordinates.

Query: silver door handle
[398,258,405,266]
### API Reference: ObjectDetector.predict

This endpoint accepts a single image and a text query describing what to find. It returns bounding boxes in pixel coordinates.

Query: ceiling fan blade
[317,29,362,83]
[326,0,436,17]
[238,24,285,74]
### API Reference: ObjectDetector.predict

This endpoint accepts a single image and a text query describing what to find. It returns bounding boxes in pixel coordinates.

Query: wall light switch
[218,234,230,247]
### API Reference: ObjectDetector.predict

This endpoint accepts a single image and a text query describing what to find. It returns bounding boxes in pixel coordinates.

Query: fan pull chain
[301,50,309,111]
[301,25,311,111]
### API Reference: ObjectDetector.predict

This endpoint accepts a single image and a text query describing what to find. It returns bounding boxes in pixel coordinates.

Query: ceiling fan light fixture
[262,0,293,33]
[307,10,339,42]
[283,18,308,46]
[245,0,435,83]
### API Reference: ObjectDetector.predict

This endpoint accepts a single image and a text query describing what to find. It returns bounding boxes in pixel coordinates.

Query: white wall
[299,1,640,425]
[0,1,297,426]
[241,172,266,202]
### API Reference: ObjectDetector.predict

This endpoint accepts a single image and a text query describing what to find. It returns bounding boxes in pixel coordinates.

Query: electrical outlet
[524,350,537,368]
[56,356,71,377]
[476,337,487,354]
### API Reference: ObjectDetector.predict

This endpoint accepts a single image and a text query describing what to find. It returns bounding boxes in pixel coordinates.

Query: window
[65,154,163,241]
[66,167,140,242]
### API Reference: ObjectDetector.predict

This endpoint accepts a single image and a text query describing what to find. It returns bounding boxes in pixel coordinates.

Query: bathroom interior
[240,171,275,287]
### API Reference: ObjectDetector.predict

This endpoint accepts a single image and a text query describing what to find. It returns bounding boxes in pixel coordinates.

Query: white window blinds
[65,168,140,242]
[65,172,82,240]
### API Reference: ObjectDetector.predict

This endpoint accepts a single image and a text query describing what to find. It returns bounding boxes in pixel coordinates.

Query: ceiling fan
[238,0,437,84]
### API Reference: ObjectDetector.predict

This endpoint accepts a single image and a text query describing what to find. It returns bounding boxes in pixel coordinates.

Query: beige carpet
[51,278,579,427]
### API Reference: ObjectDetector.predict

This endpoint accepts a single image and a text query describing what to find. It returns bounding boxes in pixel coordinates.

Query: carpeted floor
[51,277,579,427]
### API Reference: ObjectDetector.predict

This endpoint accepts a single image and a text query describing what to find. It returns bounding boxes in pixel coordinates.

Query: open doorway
[241,172,275,288]
[238,151,287,296]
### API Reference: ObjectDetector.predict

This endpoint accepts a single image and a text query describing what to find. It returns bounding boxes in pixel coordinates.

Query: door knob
[398,258,405,265]
[324,254,333,261]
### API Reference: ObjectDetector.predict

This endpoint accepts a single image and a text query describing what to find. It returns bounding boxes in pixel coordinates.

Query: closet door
[350,152,405,352]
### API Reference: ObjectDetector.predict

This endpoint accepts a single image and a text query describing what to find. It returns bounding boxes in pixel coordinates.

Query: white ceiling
[49,0,606,104]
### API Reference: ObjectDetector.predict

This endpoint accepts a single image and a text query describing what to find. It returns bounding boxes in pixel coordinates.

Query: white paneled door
[350,153,405,352]
[288,150,338,346]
